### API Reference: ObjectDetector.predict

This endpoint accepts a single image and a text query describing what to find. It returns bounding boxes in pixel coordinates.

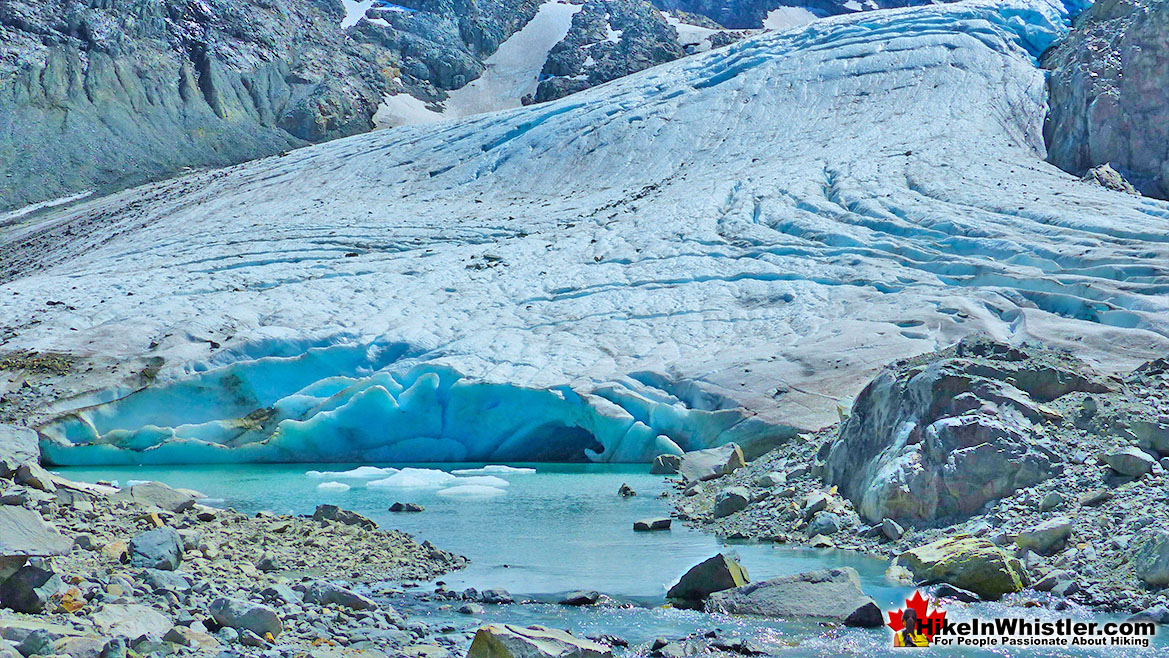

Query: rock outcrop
[1044,0,1169,199]
[649,0,948,29]
[821,336,1108,523]
[467,624,612,658]
[706,567,883,627]
[893,535,1026,601]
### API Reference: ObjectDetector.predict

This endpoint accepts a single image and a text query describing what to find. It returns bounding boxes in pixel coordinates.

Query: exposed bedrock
[1043,0,1169,199]
[821,335,1111,523]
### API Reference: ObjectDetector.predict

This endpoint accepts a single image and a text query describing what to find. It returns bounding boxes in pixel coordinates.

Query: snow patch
[762,7,819,30]
[341,0,376,29]
[374,93,446,129]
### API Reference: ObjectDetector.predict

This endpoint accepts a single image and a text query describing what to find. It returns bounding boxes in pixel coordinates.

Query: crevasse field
[4,0,1169,465]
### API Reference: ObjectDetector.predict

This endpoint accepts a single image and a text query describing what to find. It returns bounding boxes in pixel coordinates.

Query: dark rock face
[648,0,943,29]
[536,0,685,102]
[1043,0,1169,199]
[821,336,1109,523]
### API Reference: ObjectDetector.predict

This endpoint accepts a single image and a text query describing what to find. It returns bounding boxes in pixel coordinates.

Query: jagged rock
[302,582,378,610]
[634,518,671,531]
[706,567,882,627]
[1016,517,1073,555]
[753,472,784,488]
[0,425,39,476]
[113,482,196,513]
[893,535,1025,601]
[141,569,192,594]
[16,630,53,657]
[617,483,636,497]
[823,337,1103,522]
[1032,569,1072,592]
[93,603,173,640]
[0,506,73,573]
[389,502,425,513]
[881,518,904,541]
[0,564,62,613]
[313,504,377,529]
[481,588,514,604]
[163,626,221,650]
[558,590,600,606]
[679,444,745,482]
[208,597,283,638]
[807,512,842,536]
[1133,531,1169,586]
[1039,492,1065,512]
[1082,165,1139,195]
[666,553,749,608]
[14,465,55,493]
[930,583,981,603]
[1103,447,1156,476]
[1128,605,1169,625]
[129,527,183,571]
[712,487,750,518]
[467,623,612,658]
[1044,0,1169,199]
[650,454,682,474]
[255,552,285,572]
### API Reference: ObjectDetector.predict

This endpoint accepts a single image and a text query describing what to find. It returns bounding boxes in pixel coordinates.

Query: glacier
[4,0,1169,465]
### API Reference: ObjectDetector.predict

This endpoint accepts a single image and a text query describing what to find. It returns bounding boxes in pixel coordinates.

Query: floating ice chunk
[197,497,225,505]
[451,465,536,475]
[317,481,351,492]
[306,466,399,479]
[447,476,510,488]
[126,479,152,487]
[436,485,507,497]
[367,468,457,488]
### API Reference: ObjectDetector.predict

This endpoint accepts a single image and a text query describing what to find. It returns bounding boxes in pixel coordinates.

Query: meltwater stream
[55,463,1162,657]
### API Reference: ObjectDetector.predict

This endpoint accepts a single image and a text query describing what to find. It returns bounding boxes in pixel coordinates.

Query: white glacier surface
[5,0,1169,466]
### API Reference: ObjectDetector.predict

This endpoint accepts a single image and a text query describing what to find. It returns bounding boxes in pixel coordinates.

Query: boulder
[208,597,282,638]
[822,337,1101,522]
[0,564,62,613]
[617,483,636,498]
[481,588,514,604]
[1016,517,1073,555]
[0,506,73,563]
[14,465,55,493]
[802,492,830,518]
[113,482,197,512]
[1128,605,1169,625]
[633,518,671,532]
[389,502,425,513]
[558,590,600,606]
[466,624,612,658]
[712,487,750,519]
[93,603,173,639]
[893,536,1025,600]
[163,626,222,650]
[1133,531,1169,586]
[666,553,749,608]
[706,567,883,627]
[678,444,746,482]
[650,454,682,475]
[312,504,376,529]
[754,472,784,488]
[1039,492,1065,512]
[302,582,378,610]
[1103,447,1156,477]
[807,512,842,536]
[0,424,39,476]
[881,518,904,541]
[129,527,183,571]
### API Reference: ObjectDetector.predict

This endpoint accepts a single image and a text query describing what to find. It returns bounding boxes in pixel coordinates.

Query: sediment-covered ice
[437,485,508,497]
[9,0,1169,466]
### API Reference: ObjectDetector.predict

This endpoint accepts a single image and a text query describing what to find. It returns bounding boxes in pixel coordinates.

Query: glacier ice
[317,481,352,492]
[7,0,1169,466]
[449,476,511,488]
[437,485,508,497]
[306,466,400,479]
[367,468,459,488]
[451,466,537,475]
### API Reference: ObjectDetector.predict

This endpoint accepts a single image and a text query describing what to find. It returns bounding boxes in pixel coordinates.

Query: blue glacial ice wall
[37,341,790,465]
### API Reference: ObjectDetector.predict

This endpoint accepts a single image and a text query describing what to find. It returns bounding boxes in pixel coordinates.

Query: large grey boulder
[92,603,173,639]
[208,597,283,638]
[1133,531,1169,586]
[302,582,377,610]
[114,482,197,512]
[466,623,612,658]
[0,506,73,559]
[0,424,39,476]
[822,337,1104,522]
[129,527,184,571]
[1044,0,1169,199]
[313,504,377,530]
[666,553,749,608]
[678,444,745,482]
[0,564,62,613]
[1103,447,1156,476]
[650,454,682,474]
[706,567,883,627]
[712,487,750,518]
[1017,517,1073,555]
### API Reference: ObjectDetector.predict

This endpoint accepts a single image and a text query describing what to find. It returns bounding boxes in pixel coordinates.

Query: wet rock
[302,582,378,610]
[1103,447,1155,477]
[458,603,485,615]
[712,487,750,518]
[0,564,62,613]
[617,483,636,498]
[208,596,283,638]
[390,502,426,513]
[129,527,183,571]
[93,603,173,639]
[559,590,600,606]
[929,583,981,603]
[480,588,514,604]
[634,518,671,531]
[893,536,1025,600]
[1016,517,1073,555]
[651,454,682,474]
[313,504,377,530]
[706,567,883,627]
[1128,605,1169,625]
[679,444,745,482]
[466,623,612,658]
[1133,531,1169,586]
[666,553,749,608]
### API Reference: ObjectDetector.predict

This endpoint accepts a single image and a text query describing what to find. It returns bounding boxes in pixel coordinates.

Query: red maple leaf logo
[887,590,947,641]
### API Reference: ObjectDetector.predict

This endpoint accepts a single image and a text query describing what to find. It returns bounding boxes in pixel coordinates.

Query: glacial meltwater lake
[54,463,1163,656]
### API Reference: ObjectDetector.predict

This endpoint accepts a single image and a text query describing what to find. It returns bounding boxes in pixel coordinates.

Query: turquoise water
[55,463,1163,656]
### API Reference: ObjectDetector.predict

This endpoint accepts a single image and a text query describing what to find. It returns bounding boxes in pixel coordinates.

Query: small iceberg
[307,466,400,479]
[317,481,351,492]
[368,468,457,488]
[451,465,536,475]
[448,475,510,488]
[437,485,507,497]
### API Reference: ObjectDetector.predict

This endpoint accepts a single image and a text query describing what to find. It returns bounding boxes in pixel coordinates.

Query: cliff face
[1043,0,1169,199]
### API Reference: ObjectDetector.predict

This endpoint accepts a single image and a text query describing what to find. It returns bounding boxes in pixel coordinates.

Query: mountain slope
[3,0,1169,465]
